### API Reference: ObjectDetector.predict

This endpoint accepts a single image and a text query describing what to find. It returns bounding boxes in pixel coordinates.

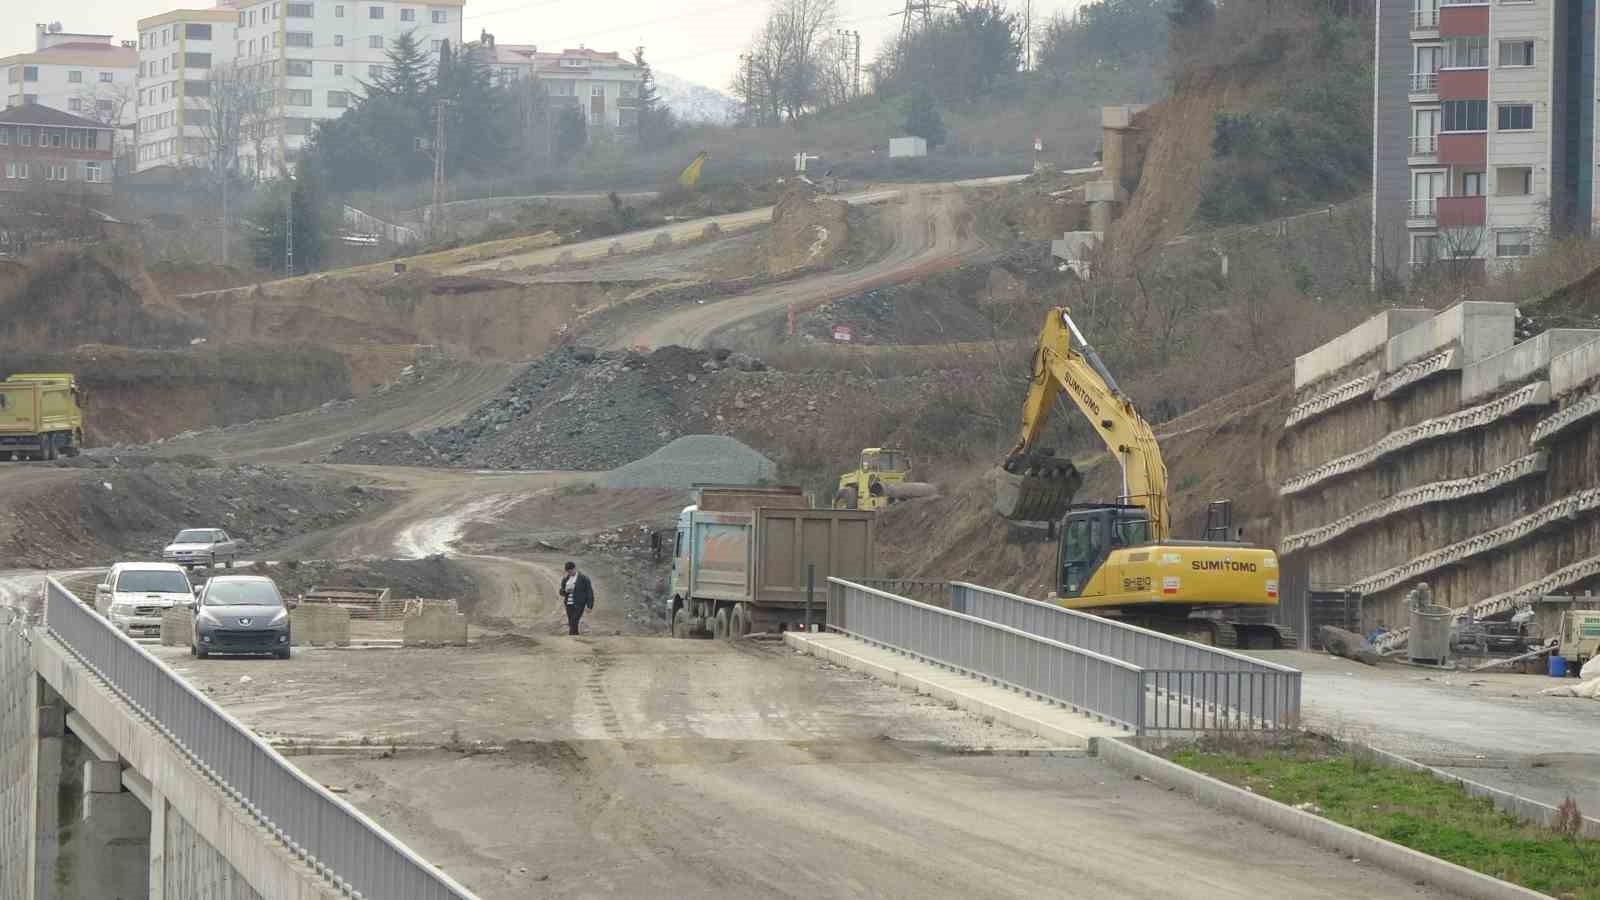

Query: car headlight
[269,608,288,626]
[108,603,135,617]
[196,609,221,625]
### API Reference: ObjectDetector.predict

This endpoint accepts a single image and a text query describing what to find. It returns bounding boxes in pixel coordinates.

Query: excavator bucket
[994,453,1083,522]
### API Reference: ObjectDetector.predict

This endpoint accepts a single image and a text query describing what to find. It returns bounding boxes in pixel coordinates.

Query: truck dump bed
[682,506,876,609]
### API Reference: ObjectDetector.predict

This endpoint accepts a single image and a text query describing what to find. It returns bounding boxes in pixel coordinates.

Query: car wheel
[188,641,197,657]
[222,556,231,569]
[275,648,290,660]
[195,646,209,659]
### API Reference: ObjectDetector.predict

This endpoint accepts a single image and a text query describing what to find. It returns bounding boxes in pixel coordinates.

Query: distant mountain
[654,72,739,125]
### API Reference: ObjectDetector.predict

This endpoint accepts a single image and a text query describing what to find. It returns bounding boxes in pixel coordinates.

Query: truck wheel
[670,607,688,638]
[712,607,729,640]
[730,604,749,639]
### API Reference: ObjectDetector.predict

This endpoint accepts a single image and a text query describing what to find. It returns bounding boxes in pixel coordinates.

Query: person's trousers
[565,602,584,635]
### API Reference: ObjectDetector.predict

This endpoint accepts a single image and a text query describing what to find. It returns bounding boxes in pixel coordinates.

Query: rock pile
[324,432,447,466]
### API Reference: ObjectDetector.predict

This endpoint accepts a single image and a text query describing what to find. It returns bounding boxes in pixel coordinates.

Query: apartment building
[473,35,643,131]
[134,9,239,171]
[229,0,463,177]
[1,25,137,123]
[0,104,116,196]
[1373,0,1571,283]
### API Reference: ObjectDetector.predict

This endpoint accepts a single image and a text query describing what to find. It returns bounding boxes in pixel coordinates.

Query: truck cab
[0,373,85,460]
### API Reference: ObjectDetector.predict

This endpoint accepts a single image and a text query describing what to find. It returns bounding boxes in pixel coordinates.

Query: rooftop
[0,44,138,68]
[0,103,116,130]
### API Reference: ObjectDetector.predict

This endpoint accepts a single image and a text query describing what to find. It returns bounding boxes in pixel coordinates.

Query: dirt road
[612,189,992,350]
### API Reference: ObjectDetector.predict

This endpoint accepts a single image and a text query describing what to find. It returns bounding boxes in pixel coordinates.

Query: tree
[902,88,946,148]
[732,0,838,124]
[554,106,587,161]
[367,29,433,102]
[632,46,678,150]
[200,62,264,262]
[872,0,1021,102]
[432,38,509,174]
[245,165,331,274]
[1037,0,1168,75]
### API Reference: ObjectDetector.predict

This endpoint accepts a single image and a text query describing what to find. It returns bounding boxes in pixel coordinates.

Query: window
[186,79,210,96]
[162,85,170,101]
[432,8,447,22]
[286,89,312,105]
[401,7,415,20]
[238,12,245,26]
[335,34,344,46]
[285,117,313,134]
[287,59,313,76]
[549,81,573,96]
[68,129,81,149]
[3,162,14,178]
[1498,103,1533,130]
[592,84,605,96]
[140,62,146,77]
[1496,166,1533,195]
[368,64,384,78]
[370,35,384,48]
[287,2,314,16]
[249,39,256,54]
[1499,39,1534,66]
[334,63,344,74]
[249,10,256,25]
[46,164,67,182]
[22,66,37,82]
[1443,36,1489,68]
[286,32,313,47]
[1462,171,1485,196]
[1412,234,1439,264]
[68,70,83,84]
[431,39,444,52]
[328,89,349,107]
[369,5,385,17]
[48,129,63,147]
[84,130,97,149]
[0,128,7,145]
[1441,99,1487,131]
[186,23,213,40]
[82,161,103,183]
[336,3,345,14]
[185,52,213,68]
[68,97,82,111]
[1496,230,1532,257]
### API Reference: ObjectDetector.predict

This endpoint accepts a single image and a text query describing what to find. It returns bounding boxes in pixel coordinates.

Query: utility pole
[739,53,754,125]
[852,30,861,99]
[427,98,449,239]
[284,174,294,275]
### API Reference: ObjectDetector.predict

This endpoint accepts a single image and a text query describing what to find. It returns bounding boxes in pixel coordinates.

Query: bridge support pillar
[148,787,167,899]
[29,687,63,900]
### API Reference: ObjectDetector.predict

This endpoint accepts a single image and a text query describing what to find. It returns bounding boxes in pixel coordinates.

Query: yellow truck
[0,374,85,460]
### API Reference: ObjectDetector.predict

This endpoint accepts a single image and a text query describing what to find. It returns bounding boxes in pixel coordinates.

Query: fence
[947,582,1301,731]
[42,579,477,900]
[854,578,952,608]
[830,579,1149,732]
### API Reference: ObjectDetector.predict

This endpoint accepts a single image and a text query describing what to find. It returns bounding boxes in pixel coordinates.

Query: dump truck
[1558,608,1600,671]
[669,484,876,639]
[0,373,85,460]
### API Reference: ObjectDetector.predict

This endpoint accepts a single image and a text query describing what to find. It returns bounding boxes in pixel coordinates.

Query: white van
[94,562,196,638]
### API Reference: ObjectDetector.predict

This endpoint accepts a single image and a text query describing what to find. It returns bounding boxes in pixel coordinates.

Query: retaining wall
[0,617,33,900]
[1279,301,1600,632]
[165,803,268,899]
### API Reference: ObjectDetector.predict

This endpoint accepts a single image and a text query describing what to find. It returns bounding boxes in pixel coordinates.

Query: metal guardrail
[43,579,477,900]
[830,579,1149,732]
[854,578,952,607]
[948,582,1301,731]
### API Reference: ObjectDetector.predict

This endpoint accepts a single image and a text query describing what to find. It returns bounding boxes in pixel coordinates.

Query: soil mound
[603,435,775,489]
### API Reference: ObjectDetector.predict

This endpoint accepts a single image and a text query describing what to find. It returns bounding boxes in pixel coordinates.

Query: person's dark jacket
[568,573,594,609]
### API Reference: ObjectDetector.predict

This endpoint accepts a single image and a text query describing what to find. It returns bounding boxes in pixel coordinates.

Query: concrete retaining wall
[1373,346,1460,400]
[1383,301,1515,372]
[1293,308,1432,390]
[290,605,350,647]
[402,603,467,646]
[0,617,34,900]
[1551,336,1600,396]
[1462,329,1600,403]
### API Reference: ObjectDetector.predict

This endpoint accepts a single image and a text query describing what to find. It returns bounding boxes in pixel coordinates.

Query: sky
[4,0,1088,91]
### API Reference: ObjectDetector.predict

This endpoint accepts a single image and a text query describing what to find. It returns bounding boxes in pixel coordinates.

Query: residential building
[0,103,116,196]
[134,9,239,171]
[229,0,463,177]
[472,34,643,131]
[1,25,137,124]
[1372,0,1567,282]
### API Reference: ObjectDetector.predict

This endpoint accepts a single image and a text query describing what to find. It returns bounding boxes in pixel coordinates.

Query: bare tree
[733,0,838,123]
[200,62,265,263]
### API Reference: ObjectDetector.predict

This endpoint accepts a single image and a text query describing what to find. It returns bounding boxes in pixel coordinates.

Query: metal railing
[830,579,1149,732]
[947,582,1301,730]
[1409,71,1438,93]
[854,578,953,608]
[1409,134,1438,156]
[1412,6,1439,27]
[1408,198,1437,218]
[43,579,477,900]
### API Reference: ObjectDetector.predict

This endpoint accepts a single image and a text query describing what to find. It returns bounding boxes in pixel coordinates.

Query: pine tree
[432,38,509,174]
[632,46,676,150]
[367,30,433,101]
[902,88,946,149]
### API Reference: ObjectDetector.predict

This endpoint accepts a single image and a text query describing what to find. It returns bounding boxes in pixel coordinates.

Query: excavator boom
[997,307,1169,537]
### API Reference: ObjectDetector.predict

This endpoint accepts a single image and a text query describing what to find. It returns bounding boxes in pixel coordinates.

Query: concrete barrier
[1372,346,1459,400]
[1531,391,1600,446]
[1384,301,1514,372]
[1293,308,1432,390]
[160,608,192,647]
[1462,329,1600,403]
[402,602,467,646]
[290,604,351,647]
[1096,739,1547,900]
[1551,334,1600,396]
[1283,371,1379,428]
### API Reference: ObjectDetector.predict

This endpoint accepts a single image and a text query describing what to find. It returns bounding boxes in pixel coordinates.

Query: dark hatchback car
[190,575,293,659]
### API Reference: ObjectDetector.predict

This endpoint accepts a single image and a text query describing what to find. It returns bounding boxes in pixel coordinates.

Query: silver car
[190,575,293,659]
[163,528,240,569]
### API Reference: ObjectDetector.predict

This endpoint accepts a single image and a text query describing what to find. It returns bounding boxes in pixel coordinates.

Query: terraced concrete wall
[0,617,33,900]
[1279,301,1600,631]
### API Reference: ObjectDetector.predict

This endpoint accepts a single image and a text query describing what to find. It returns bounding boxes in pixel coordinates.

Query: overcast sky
[5,0,1088,91]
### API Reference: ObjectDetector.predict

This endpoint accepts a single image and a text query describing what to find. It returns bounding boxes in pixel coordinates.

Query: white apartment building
[230,0,463,177]
[134,9,239,171]
[1,25,137,124]
[473,35,642,131]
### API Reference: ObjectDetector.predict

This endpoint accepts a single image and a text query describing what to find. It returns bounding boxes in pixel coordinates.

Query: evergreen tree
[902,88,947,148]
[367,30,433,101]
[432,38,509,174]
[632,46,677,150]
[555,106,587,161]
[245,165,331,274]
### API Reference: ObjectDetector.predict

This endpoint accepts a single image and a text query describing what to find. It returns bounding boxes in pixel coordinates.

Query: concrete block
[1294,308,1433,389]
[1283,371,1379,428]
[1101,104,1148,129]
[1373,346,1460,400]
[1083,180,1127,204]
[290,604,351,647]
[1050,231,1099,262]
[1531,391,1600,445]
[1550,332,1600,396]
[1384,301,1515,372]
[1462,329,1600,403]
[159,608,191,647]
[84,759,124,794]
[402,603,467,646]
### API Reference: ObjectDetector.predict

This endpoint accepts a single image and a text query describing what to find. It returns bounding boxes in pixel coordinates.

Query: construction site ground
[1249,650,1600,816]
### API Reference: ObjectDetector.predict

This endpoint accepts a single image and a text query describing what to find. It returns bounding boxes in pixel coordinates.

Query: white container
[889,136,928,158]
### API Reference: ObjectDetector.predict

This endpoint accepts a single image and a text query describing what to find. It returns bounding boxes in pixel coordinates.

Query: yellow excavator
[995,307,1292,648]
[677,151,708,189]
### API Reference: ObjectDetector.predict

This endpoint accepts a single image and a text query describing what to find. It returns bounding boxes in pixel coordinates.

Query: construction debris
[1320,626,1381,666]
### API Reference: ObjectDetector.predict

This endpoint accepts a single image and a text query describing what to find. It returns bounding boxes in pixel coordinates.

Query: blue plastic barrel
[1550,655,1568,677]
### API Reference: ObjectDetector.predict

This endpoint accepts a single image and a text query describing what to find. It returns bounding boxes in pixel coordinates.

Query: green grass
[1166,736,1600,899]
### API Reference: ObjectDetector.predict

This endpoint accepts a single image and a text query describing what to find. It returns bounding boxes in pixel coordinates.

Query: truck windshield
[203,581,282,607]
[175,530,215,543]
[117,570,191,594]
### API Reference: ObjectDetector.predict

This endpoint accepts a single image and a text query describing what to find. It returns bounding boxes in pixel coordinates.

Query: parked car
[163,528,240,569]
[189,575,293,659]
[93,562,195,639]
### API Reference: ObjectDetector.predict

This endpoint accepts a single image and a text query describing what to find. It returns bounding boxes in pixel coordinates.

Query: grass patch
[1164,734,1600,898]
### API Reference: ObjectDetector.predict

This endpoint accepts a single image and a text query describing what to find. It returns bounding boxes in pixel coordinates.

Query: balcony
[1412,6,1439,31]
[1439,0,1486,5]
[1409,134,1438,159]
[1408,198,1438,222]
[1409,71,1438,98]
[1437,195,1486,227]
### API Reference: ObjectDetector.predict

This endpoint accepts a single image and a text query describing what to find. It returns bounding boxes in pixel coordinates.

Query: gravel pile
[603,435,775,489]
[423,345,766,471]
[324,432,448,466]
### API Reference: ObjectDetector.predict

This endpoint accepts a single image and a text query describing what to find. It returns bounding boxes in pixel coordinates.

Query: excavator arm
[996,307,1169,538]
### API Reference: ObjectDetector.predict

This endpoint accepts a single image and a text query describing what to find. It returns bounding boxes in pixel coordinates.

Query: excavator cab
[1058,506,1150,598]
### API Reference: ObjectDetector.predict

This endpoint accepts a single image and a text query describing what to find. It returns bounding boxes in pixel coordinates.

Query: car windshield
[203,581,281,607]
[175,530,215,543]
[117,570,191,594]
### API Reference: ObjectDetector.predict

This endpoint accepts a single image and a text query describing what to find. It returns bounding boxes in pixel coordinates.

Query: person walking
[559,561,594,636]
